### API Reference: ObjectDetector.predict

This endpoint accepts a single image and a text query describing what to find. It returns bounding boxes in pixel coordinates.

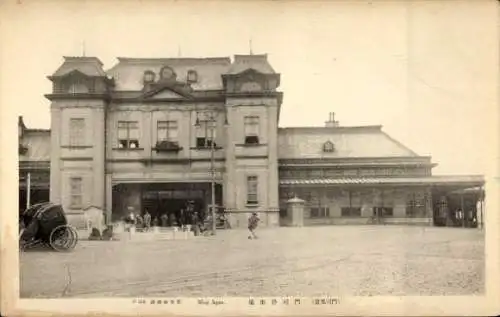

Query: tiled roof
[106,57,232,91]
[19,130,51,162]
[280,175,485,186]
[52,56,107,77]
[278,126,419,159]
[226,54,276,75]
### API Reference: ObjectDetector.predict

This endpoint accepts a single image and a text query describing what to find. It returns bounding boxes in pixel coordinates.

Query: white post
[26,172,31,209]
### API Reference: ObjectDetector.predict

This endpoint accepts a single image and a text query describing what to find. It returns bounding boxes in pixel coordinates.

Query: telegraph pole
[210,114,216,235]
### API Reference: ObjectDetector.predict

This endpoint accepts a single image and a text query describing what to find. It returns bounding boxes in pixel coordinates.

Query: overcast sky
[1,0,497,176]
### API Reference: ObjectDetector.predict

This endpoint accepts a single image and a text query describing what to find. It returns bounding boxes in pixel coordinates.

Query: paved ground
[19,226,484,298]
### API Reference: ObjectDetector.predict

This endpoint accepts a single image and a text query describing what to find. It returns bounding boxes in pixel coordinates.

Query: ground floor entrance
[111,182,223,227]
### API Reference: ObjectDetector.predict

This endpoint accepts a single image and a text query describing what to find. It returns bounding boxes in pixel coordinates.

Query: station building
[18,54,485,229]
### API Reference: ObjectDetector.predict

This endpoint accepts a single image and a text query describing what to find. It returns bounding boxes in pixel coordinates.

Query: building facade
[18,54,485,229]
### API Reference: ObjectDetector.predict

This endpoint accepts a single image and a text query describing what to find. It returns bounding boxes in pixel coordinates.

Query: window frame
[157,120,178,142]
[310,207,330,218]
[195,119,217,149]
[69,177,83,208]
[341,207,362,217]
[117,120,140,149]
[246,175,259,205]
[244,116,260,145]
[69,118,85,146]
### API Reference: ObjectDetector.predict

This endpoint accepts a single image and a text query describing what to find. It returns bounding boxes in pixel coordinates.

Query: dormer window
[187,70,198,83]
[143,70,155,83]
[323,141,335,153]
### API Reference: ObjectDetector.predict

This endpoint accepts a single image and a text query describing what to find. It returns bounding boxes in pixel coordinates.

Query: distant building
[18,54,485,228]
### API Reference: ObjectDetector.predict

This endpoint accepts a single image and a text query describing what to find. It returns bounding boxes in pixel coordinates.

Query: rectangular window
[310,207,330,218]
[373,207,394,217]
[69,177,83,208]
[196,119,216,148]
[244,116,260,145]
[117,121,140,149]
[246,176,258,204]
[341,207,362,217]
[157,120,178,144]
[69,118,85,146]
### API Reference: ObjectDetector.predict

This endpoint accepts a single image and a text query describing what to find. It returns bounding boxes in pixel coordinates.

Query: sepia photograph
[1,0,499,316]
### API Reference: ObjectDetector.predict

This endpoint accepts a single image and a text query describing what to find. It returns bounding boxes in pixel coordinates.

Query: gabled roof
[106,57,232,91]
[278,125,419,159]
[51,56,107,77]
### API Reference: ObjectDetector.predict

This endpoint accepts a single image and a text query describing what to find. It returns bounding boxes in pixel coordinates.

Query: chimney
[325,112,339,128]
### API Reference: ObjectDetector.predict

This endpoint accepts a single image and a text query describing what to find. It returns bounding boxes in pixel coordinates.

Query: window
[187,70,198,83]
[70,177,83,208]
[373,207,393,217]
[117,121,140,149]
[69,118,85,146]
[244,116,260,145]
[157,120,178,142]
[341,207,361,217]
[406,192,426,217]
[310,207,330,218]
[246,176,258,204]
[323,141,335,152]
[196,118,216,148]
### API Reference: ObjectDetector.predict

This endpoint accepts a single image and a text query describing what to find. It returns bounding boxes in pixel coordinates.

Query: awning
[279,175,485,186]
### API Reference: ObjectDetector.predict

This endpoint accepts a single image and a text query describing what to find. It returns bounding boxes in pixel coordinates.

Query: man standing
[248,212,260,240]
[143,209,152,231]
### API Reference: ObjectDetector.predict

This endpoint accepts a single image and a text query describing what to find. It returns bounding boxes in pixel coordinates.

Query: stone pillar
[223,106,237,223]
[49,104,62,204]
[92,106,106,209]
[286,197,305,227]
[105,174,113,224]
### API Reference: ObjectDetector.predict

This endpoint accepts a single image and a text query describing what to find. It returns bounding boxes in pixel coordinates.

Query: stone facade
[18,53,485,229]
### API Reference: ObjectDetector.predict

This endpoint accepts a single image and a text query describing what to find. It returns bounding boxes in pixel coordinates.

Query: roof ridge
[116,57,231,63]
[278,125,383,132]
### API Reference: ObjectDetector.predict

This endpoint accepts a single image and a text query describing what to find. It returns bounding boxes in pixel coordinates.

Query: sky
[0,0,498,176]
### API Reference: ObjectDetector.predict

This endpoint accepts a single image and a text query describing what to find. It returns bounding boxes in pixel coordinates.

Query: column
[49,104,62,204]
[92,105,106,209]
[223,106,236,211]
[105,174,113,225]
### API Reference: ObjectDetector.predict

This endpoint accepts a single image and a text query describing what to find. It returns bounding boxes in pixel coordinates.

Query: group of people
[123,201,210,234]
[123,204,261,239]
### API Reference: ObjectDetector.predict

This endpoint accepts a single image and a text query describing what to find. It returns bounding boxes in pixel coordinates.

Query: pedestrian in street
[248,212,260,240]
[143,209,151,231]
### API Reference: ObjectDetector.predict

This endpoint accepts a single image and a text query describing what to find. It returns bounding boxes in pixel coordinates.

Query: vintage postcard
[1,0,499,316]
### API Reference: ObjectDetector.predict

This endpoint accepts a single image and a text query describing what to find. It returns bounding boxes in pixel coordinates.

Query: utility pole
[26,172,31,209]
[210,113,216,235]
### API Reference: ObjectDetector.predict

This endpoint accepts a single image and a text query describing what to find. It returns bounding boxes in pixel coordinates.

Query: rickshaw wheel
[49,225,78,252]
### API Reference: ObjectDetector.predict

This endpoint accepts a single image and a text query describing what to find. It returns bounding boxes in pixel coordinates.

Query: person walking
[248,212,260,240]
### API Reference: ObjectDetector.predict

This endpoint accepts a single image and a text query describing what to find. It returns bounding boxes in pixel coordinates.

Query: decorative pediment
[142,84,193,100]
[147,89,186,99]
